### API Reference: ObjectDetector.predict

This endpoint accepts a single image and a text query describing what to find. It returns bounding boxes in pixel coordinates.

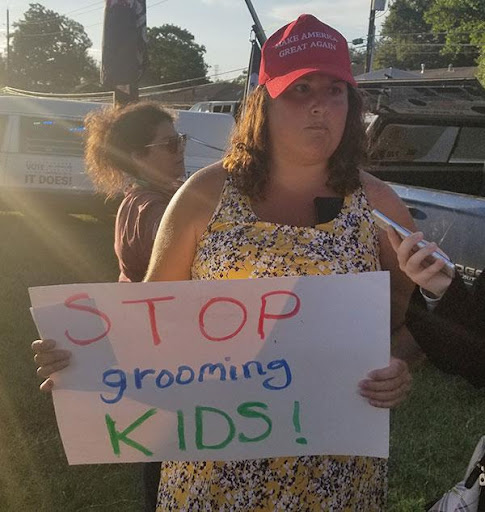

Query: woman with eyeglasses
[84,100,186,283]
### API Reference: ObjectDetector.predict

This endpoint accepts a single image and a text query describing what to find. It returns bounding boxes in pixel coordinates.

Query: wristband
[419,287,444,311]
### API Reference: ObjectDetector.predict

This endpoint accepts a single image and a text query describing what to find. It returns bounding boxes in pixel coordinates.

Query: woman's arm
[353,173,416,408]
[361,172,423,364]
[145,163,227,282]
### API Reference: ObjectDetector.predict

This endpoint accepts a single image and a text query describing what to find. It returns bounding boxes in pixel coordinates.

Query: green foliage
[231,69,247,86]
[0,208,483,510]
[349,47,366,75]
[425,0,485,80]
[9,3,99,92]
[0,210,143,511]
[0,54,5,87]
[143,24,209,87]
[374,0,478,70]
[478,53,485,86]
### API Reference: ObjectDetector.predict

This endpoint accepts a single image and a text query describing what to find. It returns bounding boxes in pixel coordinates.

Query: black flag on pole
[101,0,148,104]
[245,37,261,99]
[242,36,261,113]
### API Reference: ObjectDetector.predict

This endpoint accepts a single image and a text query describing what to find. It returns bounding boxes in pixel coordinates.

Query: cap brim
[265,66,358,98]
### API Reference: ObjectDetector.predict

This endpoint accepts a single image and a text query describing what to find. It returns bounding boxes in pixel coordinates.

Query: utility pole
[365,0,386,73]
[365,2,376,73]
[6,8,10,86]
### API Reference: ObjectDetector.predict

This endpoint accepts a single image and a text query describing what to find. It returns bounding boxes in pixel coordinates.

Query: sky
[2,0,389,81]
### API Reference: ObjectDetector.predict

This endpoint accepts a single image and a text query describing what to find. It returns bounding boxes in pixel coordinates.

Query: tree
[143,25,209,87]
[0,54,6,87]
[374,0,476,70]
[349,47,366,75]
[425,0,485,83]
[374,0,447,70]
[10,3,99,92]
[231,69,247,86]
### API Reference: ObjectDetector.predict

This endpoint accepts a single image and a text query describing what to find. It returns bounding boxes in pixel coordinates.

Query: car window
[370,124,458,163]
[190,103,209,112]
[449,127,485,163]
[20,116,85,157]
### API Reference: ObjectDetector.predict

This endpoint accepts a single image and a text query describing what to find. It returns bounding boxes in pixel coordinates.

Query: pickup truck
[360,78,485,284]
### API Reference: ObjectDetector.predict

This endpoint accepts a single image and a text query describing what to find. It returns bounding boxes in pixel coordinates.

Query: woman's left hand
[358,357,412,408]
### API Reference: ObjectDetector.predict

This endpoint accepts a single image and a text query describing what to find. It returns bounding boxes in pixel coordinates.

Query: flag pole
[243,0,266,46]
[241,0,266,113]
[242,31,261,110]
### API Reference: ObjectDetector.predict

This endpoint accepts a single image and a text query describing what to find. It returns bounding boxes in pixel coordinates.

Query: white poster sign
[30,272,390,465]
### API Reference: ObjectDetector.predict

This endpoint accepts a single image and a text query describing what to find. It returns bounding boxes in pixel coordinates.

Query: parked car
[360,78,485,284]
[189,100,242,119]
[0,96,234,215]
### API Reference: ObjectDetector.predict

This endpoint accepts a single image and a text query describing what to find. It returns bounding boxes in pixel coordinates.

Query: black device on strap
[314,197,344,224]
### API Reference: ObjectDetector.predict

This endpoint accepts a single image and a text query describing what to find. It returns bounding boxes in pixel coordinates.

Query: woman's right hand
[387,228,453,298]
[32,339,72,392]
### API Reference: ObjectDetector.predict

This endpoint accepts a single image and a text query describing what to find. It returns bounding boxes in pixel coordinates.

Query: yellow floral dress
[157,174,386,511]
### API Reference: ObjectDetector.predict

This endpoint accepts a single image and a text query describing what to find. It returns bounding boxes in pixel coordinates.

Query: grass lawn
[0,209,483,511]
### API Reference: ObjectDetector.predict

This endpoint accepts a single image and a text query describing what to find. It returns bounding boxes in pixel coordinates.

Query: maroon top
[114,186,171,282]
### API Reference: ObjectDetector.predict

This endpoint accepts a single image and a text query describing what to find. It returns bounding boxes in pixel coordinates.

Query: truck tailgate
[391,183,485,284]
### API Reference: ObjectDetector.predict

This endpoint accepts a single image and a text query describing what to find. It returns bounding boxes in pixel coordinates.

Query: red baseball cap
[259,14,357,98]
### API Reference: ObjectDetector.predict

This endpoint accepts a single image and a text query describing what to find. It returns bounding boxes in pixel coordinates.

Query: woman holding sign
[34,14,417,511]
[143,14,417,510]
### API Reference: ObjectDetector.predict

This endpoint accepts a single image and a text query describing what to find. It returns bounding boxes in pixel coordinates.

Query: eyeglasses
[145,133,187,154]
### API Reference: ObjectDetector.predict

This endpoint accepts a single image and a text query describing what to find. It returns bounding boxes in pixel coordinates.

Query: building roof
[410,66,478,80]
[355,67,421,81]
[355,66,479,82]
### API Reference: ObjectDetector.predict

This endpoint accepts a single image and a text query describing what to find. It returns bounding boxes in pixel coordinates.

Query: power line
[140,67,247,90]
[375,41,480,47]
[2,66,247,99]
[11,1,104,27]
[376,30,480,38]
[348,30,480,44]
[10,0,171,38]
[11,22,102,39]
[13,0,168,28]
[147,0,171,7]
[54,0,104,16]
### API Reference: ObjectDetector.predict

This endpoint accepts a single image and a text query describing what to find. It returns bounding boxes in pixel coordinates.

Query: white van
[0,96,234,213]
[189,101,241,118]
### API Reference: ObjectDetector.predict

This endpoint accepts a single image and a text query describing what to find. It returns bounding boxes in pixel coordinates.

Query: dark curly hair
[84,101,174,198]
[223,85,368,199]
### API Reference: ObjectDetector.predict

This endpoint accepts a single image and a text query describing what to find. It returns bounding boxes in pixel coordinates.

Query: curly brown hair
[223,85,368,199]
[84,101,174,198]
